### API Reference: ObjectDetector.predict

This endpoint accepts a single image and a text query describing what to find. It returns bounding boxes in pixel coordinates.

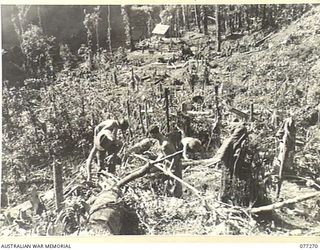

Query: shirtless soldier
[86,119,129,181]
[148,125,183,198]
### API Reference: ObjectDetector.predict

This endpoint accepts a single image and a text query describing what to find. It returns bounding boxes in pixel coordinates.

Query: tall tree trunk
[262,4,267,29]
[176,6,181,37]
[268,5,275,28]
[215,5,221,52]
[182,5,190,31]
[37,6,43,32]
[95,17,100,50]
[194,5,201,33]
[228,5,234,34]
[245,6,251,31]
[121,5,134,52]
[147,11,153,37]
[201,5,208,35]
[106,5,112,53]
[238,7,242,30]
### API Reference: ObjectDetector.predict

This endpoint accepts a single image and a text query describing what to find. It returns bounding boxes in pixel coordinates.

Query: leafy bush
[21,25,57,78]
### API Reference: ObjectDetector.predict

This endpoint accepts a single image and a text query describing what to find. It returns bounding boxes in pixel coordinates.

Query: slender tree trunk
[228,5,234,34]
[238,8,242,30]
[176,6,181,37]
[194,5,202,33]
[106,5,112,53]
[245,6,251,30]
[37,6,43,32]
[254,5,259,18]
[268,5,275,28]
[96,18,100,50]
[182,5,190,31]
[262,4,267,29]
[201,5,208,35]
[121,5,134,51]
[215,5,221,52]
[147,11,153,37]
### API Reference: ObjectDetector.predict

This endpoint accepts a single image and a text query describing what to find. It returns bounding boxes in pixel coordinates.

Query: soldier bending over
[148,125,183,198]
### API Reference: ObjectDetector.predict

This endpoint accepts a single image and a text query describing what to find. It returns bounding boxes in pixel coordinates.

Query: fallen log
[284,175,320,190]
[249,191,320,213]
[181,157,220,167]
[117,150,183,188]
[131,153,212,211]
[186,110,213,116]
[254,32,274,47]
[228,107,249,120]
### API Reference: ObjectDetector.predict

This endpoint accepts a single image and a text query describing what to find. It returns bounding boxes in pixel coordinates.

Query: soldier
[86,119,129,181]
[176,126,203,160]
[148,125,183,198]
[94,119,129,139]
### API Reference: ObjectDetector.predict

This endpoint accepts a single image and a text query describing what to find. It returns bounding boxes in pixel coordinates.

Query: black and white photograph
[1,4,320,237]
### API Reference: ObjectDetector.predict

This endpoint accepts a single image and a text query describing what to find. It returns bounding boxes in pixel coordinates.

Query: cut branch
[249,191,320,213]
[116,150,183,188]
[117,150,212,210]
[181,157,221,167]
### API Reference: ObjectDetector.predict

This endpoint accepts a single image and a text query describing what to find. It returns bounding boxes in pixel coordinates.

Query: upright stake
[52,155,63,212]
[131,68,135,91]
[214,85,221,120]
[145,100,149,132]
[159,83,163,98]
[164,88,170,133]
[126,99,133,138]
[250,102,254,122]
[139,104,146,134]
[113,70,118,85]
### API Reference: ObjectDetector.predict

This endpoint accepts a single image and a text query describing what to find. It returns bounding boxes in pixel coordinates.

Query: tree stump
[217,123,256,206]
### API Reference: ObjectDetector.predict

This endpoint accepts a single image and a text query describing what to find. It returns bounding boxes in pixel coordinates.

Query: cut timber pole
[126,100,133,138]
[249,191,320,213]
[128,152,212,211]
[116,150,183,188]
[139,104,146,134]
[52,155,63,212]
[144,100,149,132]
[159,83,163,98]
[131,68,135,91]
[214,85,221,120]
[250,102,254,122]
[113,70,118,85]
[164,88,170,133]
